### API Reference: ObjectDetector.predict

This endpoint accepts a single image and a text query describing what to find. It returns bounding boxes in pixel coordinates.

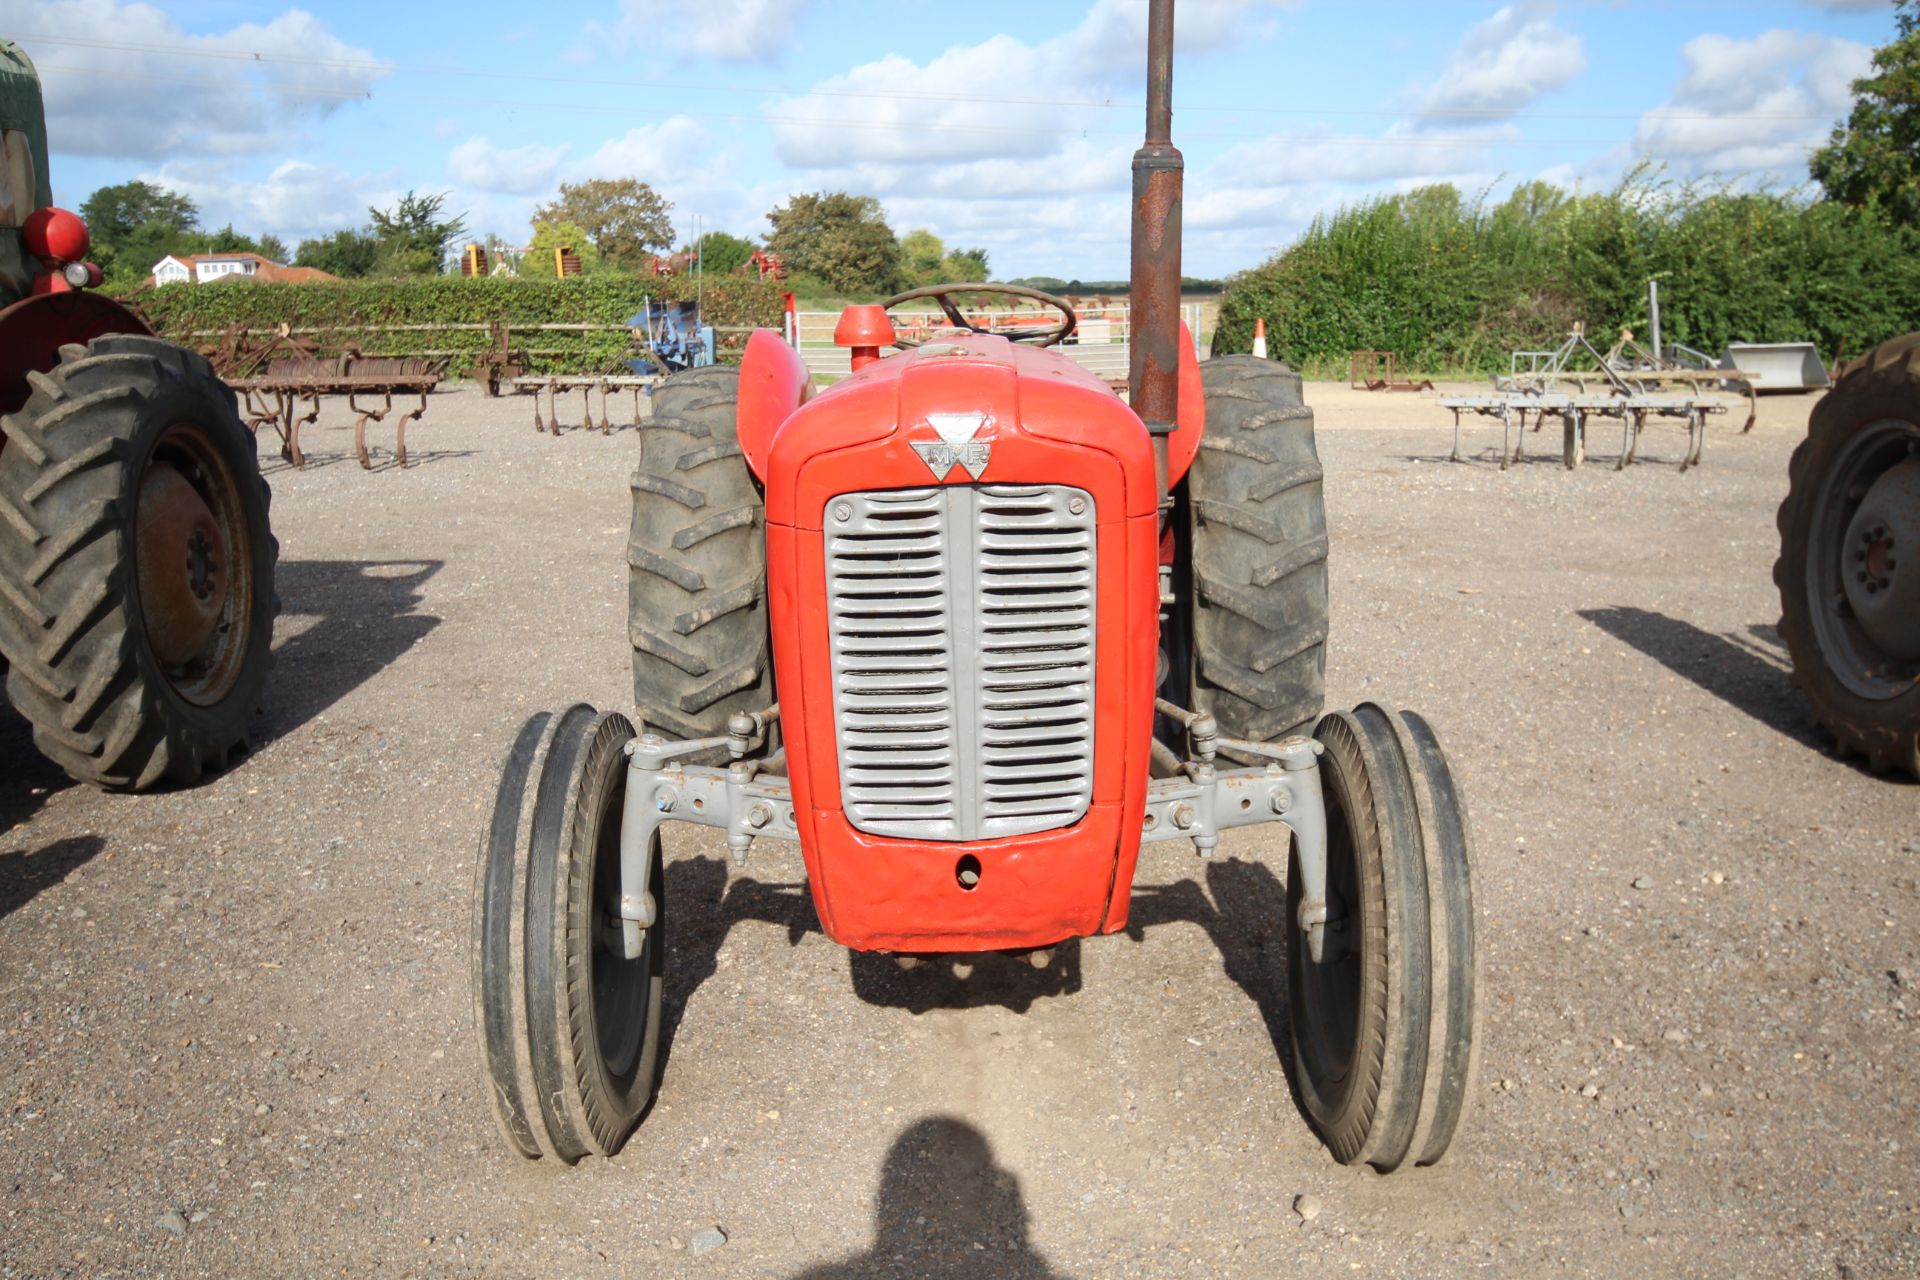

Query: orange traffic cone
[1252,317,1268,359]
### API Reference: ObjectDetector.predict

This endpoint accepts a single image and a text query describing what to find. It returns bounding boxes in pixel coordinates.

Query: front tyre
[0,335,277,790]
[1288,704,1479,1171]
[473,705,664,1162]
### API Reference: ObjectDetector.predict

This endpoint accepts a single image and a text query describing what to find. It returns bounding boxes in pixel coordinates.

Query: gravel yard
[2,377,1915,1278]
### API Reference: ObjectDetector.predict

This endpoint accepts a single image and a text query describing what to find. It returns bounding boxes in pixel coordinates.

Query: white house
[151,253,273,286]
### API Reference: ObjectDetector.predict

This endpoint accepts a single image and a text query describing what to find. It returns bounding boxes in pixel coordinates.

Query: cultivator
[200,325,442,468]
[1443,318,1747,470]
[512,375,659,435]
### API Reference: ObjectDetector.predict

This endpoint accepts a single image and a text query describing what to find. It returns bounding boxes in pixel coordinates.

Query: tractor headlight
[61,261,92,288]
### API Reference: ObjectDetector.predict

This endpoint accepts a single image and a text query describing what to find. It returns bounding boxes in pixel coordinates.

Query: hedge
[1215,178,1920,378]
[124,275,788,379]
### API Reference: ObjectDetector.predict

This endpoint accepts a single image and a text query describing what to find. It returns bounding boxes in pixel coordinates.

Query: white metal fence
[790,304,1206,382]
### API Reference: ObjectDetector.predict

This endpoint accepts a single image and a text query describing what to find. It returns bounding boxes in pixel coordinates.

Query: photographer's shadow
[792,1115,1069,1279]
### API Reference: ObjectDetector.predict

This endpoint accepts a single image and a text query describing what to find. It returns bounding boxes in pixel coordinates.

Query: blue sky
[6,0,1902,279]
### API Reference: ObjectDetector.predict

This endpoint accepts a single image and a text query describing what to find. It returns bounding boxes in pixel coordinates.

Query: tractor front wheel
[0,335,277,789]
[1185,355,1328,743]
[473,704,665,1161]
[1288,704,1479,1171]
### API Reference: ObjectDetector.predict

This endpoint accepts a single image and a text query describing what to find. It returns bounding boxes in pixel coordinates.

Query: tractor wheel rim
[1839,455,1920,663]
[1294,796,1361,1088]
[135,423,255,708]
[590,786,648,1081]
[1809,418,1920,701]
[136,464,226,667]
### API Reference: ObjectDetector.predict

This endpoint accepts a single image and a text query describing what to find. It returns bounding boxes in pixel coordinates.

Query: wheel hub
[1840,455,1920,662]
[136,463,228,668]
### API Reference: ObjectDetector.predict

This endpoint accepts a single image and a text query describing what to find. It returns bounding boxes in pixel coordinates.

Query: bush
[1217,175,1920,377]
[126,275,787,378]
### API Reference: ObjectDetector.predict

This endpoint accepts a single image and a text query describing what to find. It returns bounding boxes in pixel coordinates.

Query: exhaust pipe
[1129,0,1183,486]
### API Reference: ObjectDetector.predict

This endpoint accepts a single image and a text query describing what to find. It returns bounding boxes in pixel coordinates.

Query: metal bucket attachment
[1722,342,1832,394]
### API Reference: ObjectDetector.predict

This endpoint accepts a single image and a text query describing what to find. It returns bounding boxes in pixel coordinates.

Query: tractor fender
[736,327,813,481]
[1166,319,1203,487]
[0,291,152,417]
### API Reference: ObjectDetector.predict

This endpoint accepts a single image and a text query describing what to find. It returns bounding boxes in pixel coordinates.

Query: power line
[17,30,1843,124]
[38,65,1755,152]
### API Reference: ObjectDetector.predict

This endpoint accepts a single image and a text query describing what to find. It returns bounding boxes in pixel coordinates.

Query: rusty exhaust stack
[1129,0,1182,487]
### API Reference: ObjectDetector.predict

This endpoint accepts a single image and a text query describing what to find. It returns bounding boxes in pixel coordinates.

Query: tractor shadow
[846,942,1081,1015]
[658,856,818,1067]
[657,853,1085,1075]
[1579,606,1819,747]
[0,701,71,834]
[790,1115,1070,1280]
[259,559,443,742]
[0,834,105,921]
[1125,858,1297,1076]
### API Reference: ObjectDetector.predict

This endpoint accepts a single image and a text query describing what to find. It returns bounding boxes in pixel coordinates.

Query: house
[150,253,340,287]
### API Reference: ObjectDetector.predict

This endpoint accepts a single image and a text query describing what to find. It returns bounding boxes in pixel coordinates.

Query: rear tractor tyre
[1287,704,1479,1171]
[628,365,774,757]
[1774,333,1920,777]
[0,334,277,789]
[1186,355,1329,743]
[473,705,665,1162]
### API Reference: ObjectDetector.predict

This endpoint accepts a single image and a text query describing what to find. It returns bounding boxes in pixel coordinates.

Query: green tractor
[0,41,276,790]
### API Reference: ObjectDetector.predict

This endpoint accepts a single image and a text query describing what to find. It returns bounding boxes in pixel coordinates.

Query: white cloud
[1634,30,1872,176]
[10,0,389,159]
[614,0,810,63]
[1416,2,1586,123]
[768,0,1294,171]
[139,158,403,244]
[449,136,569,195]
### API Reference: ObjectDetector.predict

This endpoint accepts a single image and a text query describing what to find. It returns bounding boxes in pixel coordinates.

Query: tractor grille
[826,484,1096,841]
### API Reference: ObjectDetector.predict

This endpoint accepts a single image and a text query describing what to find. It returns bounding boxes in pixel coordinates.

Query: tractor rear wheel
[1185,355,1328,743]
[473,704,665,1161]
[1774,333,1920,777]
[1288,704,1478,1171]
[628,365,774,754]
[0,335,277,789]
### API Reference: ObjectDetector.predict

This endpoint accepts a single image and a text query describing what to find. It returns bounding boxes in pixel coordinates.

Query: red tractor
[474,1,1479,1172]
[0,40,277,789]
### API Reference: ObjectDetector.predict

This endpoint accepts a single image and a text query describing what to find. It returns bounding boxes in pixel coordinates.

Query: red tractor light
[61,262,102,289]
[22,206,89,264]
[833,304,896,372]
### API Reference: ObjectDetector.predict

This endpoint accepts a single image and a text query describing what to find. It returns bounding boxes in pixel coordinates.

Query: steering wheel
[880,283,1078,348]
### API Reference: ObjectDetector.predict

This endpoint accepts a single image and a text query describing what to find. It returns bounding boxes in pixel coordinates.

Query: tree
[765,192,902,295]
[1810,0,1920,226]
[696,230,756,276]
[79,180,197,246]
[532,179,675,272]
[941,246,990,281]
[295,228,383,278]
[369,190,468,275]
[901,227,945,281]
[892,227,991,287]
[526,220,605,276]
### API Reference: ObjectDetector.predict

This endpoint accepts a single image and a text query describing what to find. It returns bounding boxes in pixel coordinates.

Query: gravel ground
[2,378,1915,1279]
